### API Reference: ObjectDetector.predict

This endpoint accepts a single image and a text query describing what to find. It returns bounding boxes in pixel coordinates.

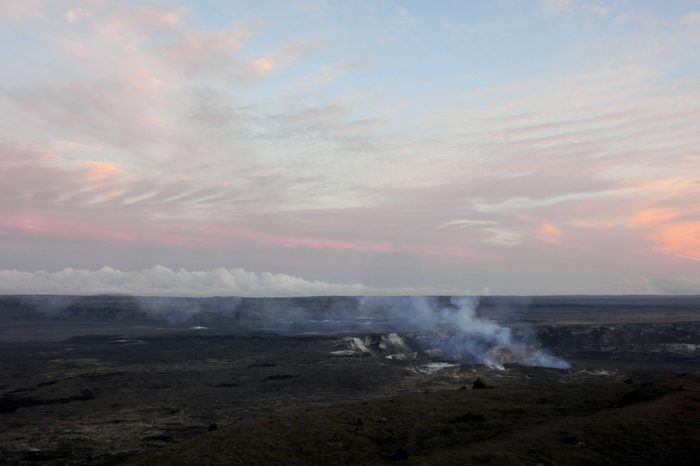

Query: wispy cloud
[1,1,700,293]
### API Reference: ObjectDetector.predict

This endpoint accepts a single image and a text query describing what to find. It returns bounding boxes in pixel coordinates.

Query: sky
[1,0,700,296]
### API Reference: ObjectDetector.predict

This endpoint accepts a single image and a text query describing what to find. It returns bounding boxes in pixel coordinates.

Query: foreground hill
[127,374,699,466]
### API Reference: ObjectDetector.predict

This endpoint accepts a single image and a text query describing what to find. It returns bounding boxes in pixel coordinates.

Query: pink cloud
[120,69,164,92]
[82,160,119,183]
[0,208,476,261]
[651,222,700,261]
[0,143,54,166]
[65,8,90,23]
[624,177,697,198]
[0,0,45,21]
[0,212,138,244]
[194,225,477,259]
[10,77,176,149]
[0,144,82,202]
[160,22,258,77]
[537,222,562,242]
[400,243,474,259]
[253,57,273,75]
[627,207,680,227]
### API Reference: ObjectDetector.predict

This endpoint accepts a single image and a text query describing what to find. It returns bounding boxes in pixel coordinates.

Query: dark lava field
[0,295,699,465]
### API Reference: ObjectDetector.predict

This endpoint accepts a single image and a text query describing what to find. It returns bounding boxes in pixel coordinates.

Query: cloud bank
[0,266,367,297]
[0,266,693,297]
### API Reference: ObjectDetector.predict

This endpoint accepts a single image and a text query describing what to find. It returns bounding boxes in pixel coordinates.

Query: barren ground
[0,295,698,465]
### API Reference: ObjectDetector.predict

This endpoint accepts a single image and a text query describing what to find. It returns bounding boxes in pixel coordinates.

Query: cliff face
[0,295,149,321]
[2,294,700,322]
[0,295,361,322]
[537,321,700,360]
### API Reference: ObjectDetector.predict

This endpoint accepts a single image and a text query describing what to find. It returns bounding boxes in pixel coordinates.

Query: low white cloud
[0,266,367,297]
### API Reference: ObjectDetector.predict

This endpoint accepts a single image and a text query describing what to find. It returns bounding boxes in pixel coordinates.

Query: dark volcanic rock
[0,389,95,414]
[265,374,300,381]
[451,412,486,423]
[1,295,699,465]
[125,376,700,466]
[472,377,492,389]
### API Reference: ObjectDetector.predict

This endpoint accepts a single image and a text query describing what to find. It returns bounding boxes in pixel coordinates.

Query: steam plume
[358,296,570,369]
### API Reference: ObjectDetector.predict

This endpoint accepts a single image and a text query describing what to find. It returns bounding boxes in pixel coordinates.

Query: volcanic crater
[0,294,698,465]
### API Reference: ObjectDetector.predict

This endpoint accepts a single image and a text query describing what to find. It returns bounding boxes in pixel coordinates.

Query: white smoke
[359,296,570,369]
[0,266,367,297]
